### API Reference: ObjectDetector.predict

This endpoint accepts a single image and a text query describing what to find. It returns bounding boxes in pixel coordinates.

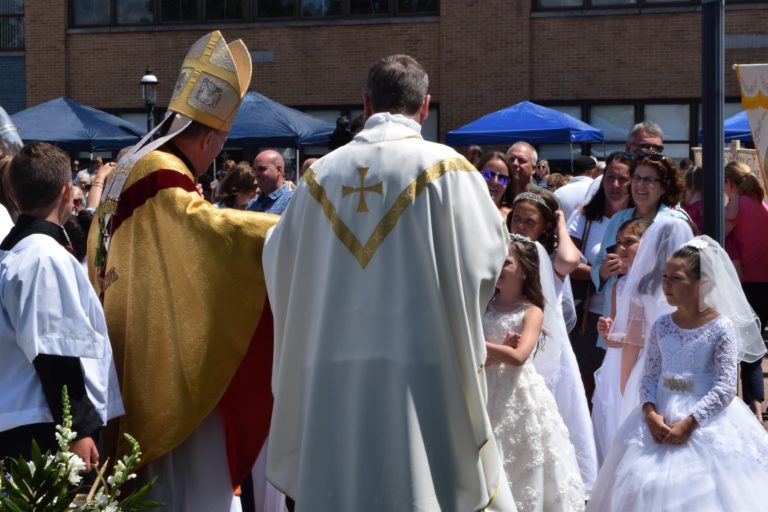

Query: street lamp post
[139,67,158,133]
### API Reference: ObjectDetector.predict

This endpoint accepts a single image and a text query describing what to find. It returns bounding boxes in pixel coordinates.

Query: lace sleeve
[691,319,738,425]
[640,320,662,405]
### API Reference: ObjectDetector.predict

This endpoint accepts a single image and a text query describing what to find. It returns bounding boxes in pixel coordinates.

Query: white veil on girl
[608,216,694,346]
[521,236,566,389]
[685,236,766,363]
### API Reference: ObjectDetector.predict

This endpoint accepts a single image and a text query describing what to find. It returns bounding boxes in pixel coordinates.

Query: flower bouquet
[0,388,159,511]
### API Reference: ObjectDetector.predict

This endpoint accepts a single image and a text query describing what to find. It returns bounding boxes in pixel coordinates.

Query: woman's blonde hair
[725,161,764,201]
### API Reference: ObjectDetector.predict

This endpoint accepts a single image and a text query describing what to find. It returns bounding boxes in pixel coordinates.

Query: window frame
[532,0,755,12]
[69,0,438,27]
[0,0,24,51]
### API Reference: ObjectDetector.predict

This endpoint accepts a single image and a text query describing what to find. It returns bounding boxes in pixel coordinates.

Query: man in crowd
[506,141,539,192]
[75,169,92,194]
[264,54,515,511]
[89,156,103,176]
[466,144,483,166]
[533,158,550,188]
[247,149,293,214]
[88,31,277,511]
[625,120,664,154]
[555,155,598,219]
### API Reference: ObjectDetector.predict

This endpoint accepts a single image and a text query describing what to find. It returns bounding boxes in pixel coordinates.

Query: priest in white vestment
[263,55,517,512]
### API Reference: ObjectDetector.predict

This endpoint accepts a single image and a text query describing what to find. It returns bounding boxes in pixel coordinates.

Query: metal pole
[701,0,725,243]
[146,104,155,134]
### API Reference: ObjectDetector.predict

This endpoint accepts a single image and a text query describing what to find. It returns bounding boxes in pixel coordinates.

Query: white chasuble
[264,114,517,511]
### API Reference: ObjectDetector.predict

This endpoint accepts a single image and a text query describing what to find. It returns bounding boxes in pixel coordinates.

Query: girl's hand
[662,416,697,445]
[597,316,613,337]
[554,209,566,227]
[600,253,624,279]
[485,342,499,366]
[645,410,671,444]
[503,332,521,348]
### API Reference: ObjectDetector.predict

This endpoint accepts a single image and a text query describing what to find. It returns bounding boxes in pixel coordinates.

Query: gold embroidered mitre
[168,30,252,132]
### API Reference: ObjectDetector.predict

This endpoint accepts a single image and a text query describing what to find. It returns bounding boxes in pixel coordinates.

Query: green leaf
[28,442,40,465]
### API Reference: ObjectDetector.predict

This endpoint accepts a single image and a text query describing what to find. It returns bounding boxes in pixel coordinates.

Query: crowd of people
[0,32,767,512]
[468,121,768,509]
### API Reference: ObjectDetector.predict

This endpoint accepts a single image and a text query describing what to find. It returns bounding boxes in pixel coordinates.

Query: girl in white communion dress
[587,236,768,511]
[484,235,585,512]
[592,217,651,465]
[507,191,597,496]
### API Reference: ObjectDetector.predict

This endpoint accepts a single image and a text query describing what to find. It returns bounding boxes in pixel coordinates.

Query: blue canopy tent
[227,92,334,147]
[445,101,604,146]
[724,111,751,142]
[11,97,146,152]
[697,111,752,143]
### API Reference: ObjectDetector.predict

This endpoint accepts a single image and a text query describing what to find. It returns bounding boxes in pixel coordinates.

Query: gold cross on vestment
[341,166,383,212]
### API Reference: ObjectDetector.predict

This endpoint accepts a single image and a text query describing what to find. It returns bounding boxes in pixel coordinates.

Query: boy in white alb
[0,142,123,470]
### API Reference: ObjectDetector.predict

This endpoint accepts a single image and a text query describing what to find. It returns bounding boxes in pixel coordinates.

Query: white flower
[55,424,76,450]
[27,461,36,477]
[66,454,85,485]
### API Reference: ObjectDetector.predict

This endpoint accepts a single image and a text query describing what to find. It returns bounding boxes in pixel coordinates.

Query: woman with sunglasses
[476,151,515,219]
[591,153,688,296]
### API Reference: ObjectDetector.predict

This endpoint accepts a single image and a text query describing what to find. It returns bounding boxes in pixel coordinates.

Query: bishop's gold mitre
[168,30,252,132]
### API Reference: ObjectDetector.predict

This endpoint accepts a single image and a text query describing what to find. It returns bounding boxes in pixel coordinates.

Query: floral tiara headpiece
[513,191,552,213]
[685,237,710,250]
[509,232,535,244]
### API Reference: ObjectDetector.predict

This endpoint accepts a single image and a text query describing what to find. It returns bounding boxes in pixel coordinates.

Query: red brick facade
[22,1,768,142]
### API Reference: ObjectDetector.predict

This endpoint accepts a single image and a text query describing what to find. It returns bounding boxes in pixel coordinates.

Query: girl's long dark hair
[508,239,545,311]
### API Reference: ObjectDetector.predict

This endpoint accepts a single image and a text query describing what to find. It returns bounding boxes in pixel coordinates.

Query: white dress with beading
[484,304,585,512]
[587,314,768,511]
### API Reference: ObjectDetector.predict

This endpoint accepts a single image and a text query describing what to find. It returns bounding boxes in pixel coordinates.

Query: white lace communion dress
[587,314,768,511]
[483,303,585,512]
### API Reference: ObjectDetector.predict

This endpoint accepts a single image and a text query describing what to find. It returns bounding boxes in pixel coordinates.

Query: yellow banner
[736,64,768,187]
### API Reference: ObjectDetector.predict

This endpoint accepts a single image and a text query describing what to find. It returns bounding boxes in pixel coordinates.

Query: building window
[643,103,689,160]
[117,0,153,25]
[590,0,635,5]
[589,104,635,155]
[397,0,437,14]
[70,0,437,26]
[301,0,341,17]
[258,0,294,17]
[350,0,388,15]
[72,0,110,26]
[0,0,23,50]
[534,0,701,9]
[161,0,198,22]
[536,0,583,7]
[206,0,243,20]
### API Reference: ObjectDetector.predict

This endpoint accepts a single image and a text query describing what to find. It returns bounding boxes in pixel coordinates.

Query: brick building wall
[24,0,66,103]
[20,0,768,142]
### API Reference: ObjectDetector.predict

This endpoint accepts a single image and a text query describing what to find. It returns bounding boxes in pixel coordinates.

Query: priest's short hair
[364,54,429,116]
